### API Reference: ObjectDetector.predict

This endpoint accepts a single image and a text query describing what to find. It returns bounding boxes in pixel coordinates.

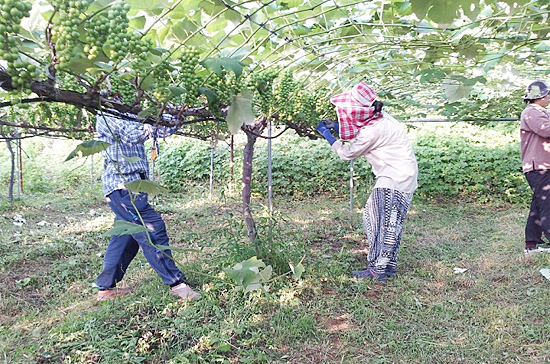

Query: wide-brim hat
[330,81,378,108]
[524,80,550,101]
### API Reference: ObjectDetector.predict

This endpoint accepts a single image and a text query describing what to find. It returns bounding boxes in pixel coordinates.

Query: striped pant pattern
[363,187,413,277]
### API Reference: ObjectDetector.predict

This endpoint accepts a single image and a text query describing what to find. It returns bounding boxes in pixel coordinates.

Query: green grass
[1,186,550,364]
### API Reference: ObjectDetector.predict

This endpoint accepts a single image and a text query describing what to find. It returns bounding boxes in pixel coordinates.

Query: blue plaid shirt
[96,111,178,196]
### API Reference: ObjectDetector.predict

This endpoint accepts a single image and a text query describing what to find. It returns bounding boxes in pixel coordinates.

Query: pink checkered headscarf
[330,82,382,141]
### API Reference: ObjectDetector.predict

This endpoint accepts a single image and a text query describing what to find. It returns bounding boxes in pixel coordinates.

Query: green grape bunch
[109,77,137,105]
[50,0,94,70]
[252,69,278,115]
[314,89,334,121]
[203,71,231,114]
[274,69,296,121]
[51,0,148,70]
[293,90,319,125]
[150,60,176,104]
[0,0,36,91]
[176,46,201,105]
[89,2,144,64]
[227,72,244,97]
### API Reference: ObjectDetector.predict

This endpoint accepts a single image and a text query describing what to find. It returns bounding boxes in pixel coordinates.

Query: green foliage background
[156,139,233,188]
[154,122,528,204]
[413,123,527,203]
[0,138,103,195]
[0,121,527,204]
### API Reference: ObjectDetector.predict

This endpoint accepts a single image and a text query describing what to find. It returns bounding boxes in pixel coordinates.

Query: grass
[1,185,550,364]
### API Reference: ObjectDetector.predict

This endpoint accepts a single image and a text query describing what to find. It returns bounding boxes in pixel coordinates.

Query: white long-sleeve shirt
[331,112,418,193]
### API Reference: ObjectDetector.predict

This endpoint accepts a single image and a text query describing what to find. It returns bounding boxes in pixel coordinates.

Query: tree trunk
[242,117,267,255]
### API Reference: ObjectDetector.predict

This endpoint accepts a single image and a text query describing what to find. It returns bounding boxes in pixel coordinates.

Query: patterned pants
[363,187,414,276]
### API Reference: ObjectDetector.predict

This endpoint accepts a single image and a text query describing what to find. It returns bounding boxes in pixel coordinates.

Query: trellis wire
[218,0,359,75]
[215,0,509,94]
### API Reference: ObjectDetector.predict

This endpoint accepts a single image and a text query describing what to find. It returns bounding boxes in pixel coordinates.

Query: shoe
[524,246,550,255]
[96,287,133,301]
[351,268,387,282]
[170,283,202,300]
[386,268,396,277]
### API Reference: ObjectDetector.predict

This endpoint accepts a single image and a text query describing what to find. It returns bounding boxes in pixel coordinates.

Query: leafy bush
[0,122,509,202]
[155,123,528,203]
[251,134,373,198]
[0,137,102,195]
[411,123,528,203]
[156,138,234,191]
[157,135,373,197]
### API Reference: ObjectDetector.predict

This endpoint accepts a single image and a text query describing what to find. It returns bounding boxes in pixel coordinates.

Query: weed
[3,131,550,362]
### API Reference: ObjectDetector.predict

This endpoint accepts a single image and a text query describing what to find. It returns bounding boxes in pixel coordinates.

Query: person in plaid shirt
[95,109,201,301]
[317,82,418,282]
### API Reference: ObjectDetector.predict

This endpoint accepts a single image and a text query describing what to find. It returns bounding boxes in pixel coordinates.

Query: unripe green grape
[177,46,202,105]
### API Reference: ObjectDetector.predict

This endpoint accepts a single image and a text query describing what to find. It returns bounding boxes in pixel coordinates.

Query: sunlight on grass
[3,188,550,363]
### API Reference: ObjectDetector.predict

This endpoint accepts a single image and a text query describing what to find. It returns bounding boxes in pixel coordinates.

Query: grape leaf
[201,57,247,77]
[125,180,170,196]
[226,89,254,134]
[104,220,149,237]
[224,256,272,293]
[289,262,305,279]
[65,140,111,161]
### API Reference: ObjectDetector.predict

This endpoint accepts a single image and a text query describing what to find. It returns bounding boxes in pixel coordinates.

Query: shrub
[156,135,373,197]
[251,134,373,197]
[411,123,529,203]
[155,123,528,203]
[1,122,516,203]
[156,138,234,191]
[0,137,102,195]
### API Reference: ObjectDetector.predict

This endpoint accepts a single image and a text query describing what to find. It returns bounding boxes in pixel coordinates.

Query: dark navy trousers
[525,170,550,247]
[96,189,184,289]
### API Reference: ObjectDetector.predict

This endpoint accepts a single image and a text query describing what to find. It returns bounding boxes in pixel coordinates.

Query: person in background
[520,80,550,254]
[316,82,418,282]
[95,105,201,301]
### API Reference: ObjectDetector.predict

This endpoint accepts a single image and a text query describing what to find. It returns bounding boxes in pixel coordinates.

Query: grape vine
[0,1,354,139]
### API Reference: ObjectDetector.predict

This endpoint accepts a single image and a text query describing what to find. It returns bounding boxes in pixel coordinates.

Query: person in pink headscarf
[317,81,418,282]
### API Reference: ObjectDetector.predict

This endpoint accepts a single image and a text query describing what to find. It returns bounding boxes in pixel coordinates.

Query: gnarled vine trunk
[242,117,267,254]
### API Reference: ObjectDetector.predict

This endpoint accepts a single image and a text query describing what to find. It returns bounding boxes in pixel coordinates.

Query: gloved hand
[322,118,339,137]
[316,120,337,146]
[145,124,178,138]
